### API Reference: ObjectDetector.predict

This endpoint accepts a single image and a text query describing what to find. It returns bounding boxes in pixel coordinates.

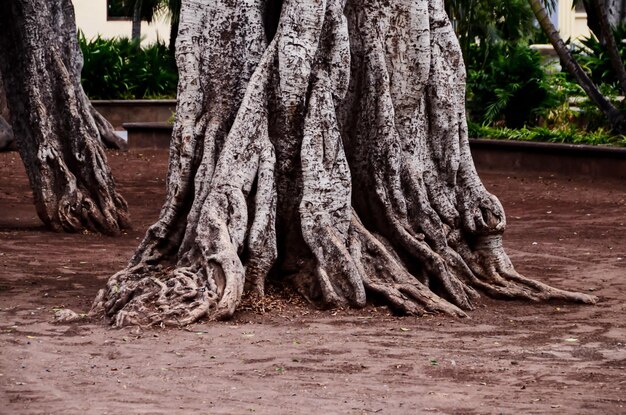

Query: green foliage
[451,0,625,144]
[445,0,539,67]
[467,44,552,127]
[468,122,626,146]
[572,24,626,88]
[79,33,178,100]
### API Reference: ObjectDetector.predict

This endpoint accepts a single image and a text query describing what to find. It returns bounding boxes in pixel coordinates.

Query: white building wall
[557,0,591,41]
[73,0,171,44]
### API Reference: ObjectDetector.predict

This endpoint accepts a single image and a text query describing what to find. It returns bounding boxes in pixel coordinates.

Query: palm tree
[127,0,165,43]
[163,0,181,55]
[528,0,626,133]
[590,0,626,94]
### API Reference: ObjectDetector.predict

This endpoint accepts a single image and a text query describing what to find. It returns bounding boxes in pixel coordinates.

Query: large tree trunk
[0,0,130,235]
[93,0,596,326]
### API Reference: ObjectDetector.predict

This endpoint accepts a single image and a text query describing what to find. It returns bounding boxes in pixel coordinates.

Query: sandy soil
[0,149,624,415]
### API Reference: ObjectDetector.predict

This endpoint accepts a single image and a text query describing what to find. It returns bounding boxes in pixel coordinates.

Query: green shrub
[79,33,178,100]
[468,122,625,146]
[467,43,552,128]
[572,25,626,89]
[446,0,539,68]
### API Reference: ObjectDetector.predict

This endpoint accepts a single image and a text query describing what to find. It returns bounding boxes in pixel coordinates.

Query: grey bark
[607,0,626,26]
[0,0,130,234]
[93,0,596,326]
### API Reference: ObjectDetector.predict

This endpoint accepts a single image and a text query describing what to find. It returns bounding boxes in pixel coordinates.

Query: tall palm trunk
[132,0,142,42]
[167,0,180,55]
[593,0,626,95]
[528,0,626,133]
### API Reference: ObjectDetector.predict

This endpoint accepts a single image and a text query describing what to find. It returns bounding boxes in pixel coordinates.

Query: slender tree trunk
[93,0,596,327]
[167,0,181,56]
[0,0,130,234]
[528,0,626,133]
[593,0,626,95]
[0,74,15,151]
[0,115,14,151]
[132,0,143,43]
[607,0,626,25]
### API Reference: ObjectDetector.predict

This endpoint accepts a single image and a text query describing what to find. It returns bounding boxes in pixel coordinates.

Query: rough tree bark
[0,0,130,234]
[93,0,596,326]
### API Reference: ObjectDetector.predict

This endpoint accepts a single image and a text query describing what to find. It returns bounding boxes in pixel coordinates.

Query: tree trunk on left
[0,0,130,235]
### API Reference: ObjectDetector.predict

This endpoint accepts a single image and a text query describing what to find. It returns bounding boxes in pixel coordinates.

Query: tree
[92,0,596,326]
[528,0,626,133]
[585,0,626,94]
[123,0,172,43]
[165,0,182,55]
[0,0,130,234]
[585,0,626,32]
[0,74,15,151]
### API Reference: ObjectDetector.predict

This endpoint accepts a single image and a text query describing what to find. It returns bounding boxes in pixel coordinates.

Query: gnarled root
[92,264,220,327]
[451,233,598,304]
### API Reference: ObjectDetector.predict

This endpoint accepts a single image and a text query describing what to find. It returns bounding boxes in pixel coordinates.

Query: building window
[107,0,133,21]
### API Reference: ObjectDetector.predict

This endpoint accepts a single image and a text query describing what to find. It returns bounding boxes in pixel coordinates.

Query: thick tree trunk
[0,0,130,235]
[93,0,596,326]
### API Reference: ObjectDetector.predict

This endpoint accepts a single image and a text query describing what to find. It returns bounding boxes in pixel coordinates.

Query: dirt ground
[0,149,624,415]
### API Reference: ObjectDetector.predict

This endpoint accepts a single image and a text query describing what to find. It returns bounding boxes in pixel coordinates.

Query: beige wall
[73,0,171,44]
[558,0,591,41]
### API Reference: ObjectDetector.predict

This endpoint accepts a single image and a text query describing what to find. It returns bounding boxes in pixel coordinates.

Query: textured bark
[0,0,130,234]
[94,0,596,326]
[583,0,626,41]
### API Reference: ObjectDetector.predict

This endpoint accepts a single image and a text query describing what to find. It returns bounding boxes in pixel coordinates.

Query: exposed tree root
[92,0,597,327]
[93,264,219,327]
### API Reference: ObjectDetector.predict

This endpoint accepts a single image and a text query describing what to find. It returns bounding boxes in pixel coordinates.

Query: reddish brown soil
[0,149,625,415]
